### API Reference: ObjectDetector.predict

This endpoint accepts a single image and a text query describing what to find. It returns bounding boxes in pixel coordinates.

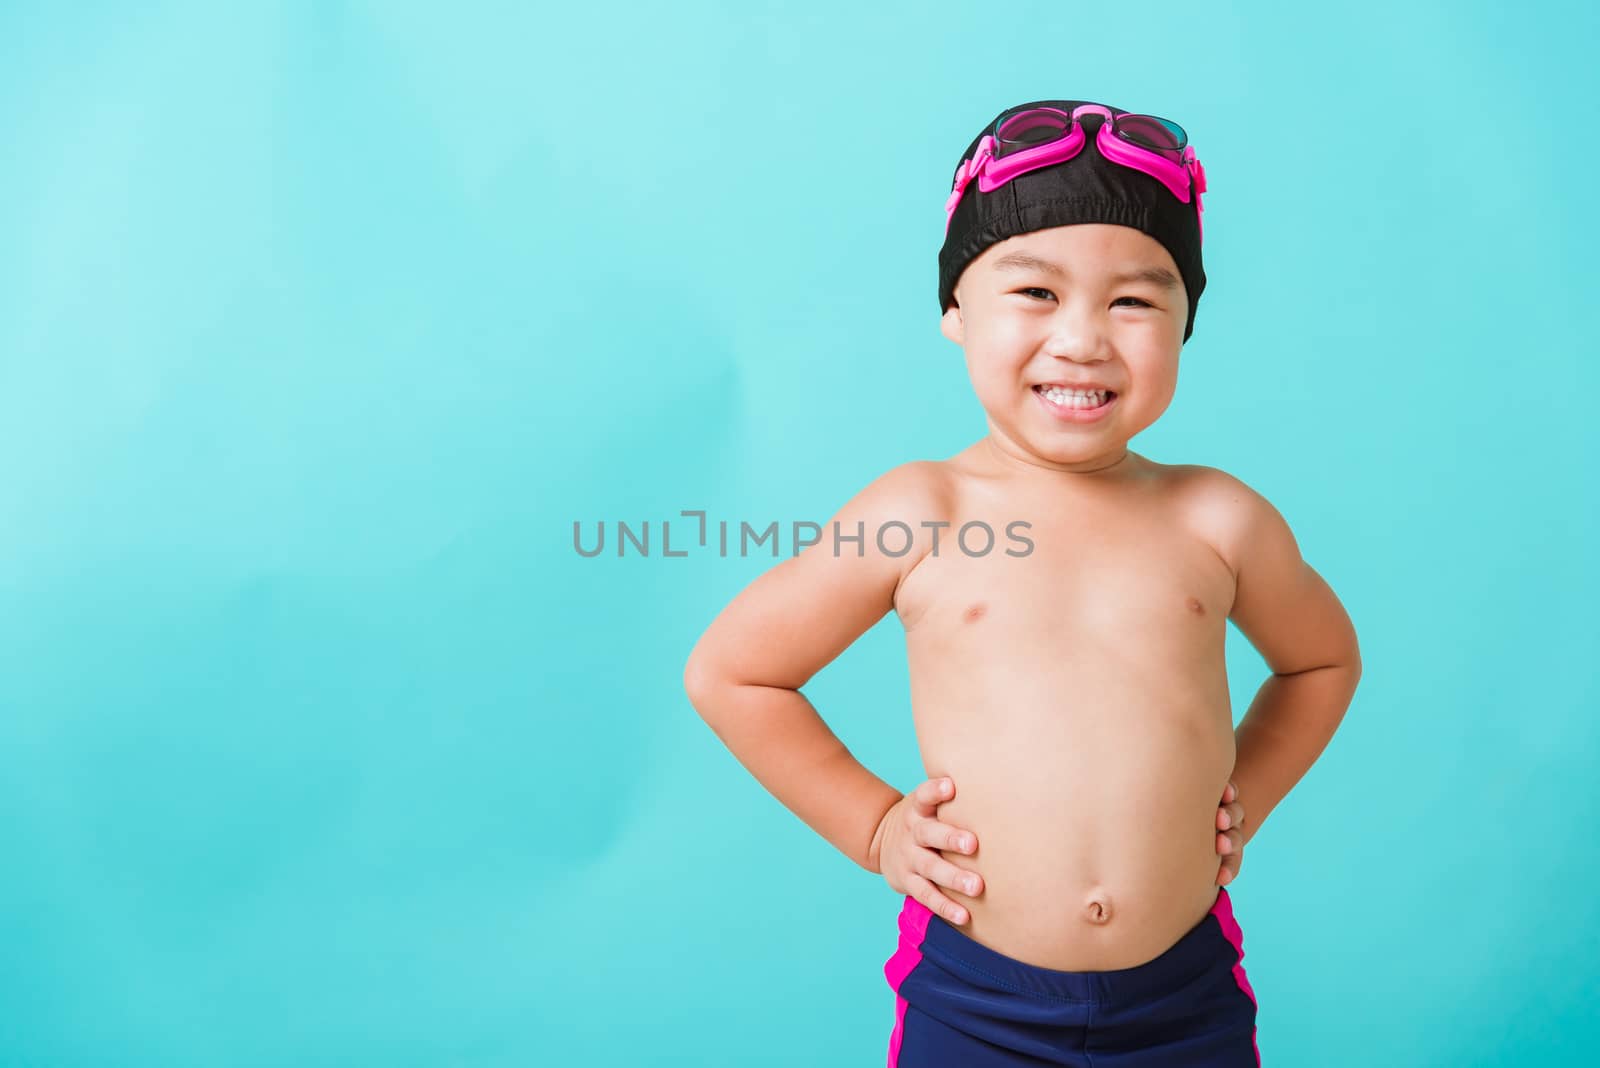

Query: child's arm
[1212,473,1363,848]
[683,462,942,872]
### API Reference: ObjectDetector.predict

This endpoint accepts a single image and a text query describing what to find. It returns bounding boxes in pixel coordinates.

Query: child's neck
[981,434,1135,478]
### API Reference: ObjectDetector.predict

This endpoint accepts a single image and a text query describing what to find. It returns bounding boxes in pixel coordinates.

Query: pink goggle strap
[944,116,1207,243]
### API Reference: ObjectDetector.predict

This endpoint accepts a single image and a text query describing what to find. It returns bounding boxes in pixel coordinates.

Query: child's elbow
[1341,633,1363,693]
[682,641,724,716]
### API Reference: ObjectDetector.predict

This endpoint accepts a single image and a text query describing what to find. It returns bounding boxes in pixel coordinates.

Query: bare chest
[895,500,1236,665]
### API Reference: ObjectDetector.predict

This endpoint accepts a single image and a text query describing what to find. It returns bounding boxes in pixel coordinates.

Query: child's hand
[871,776,983,926]
[1215,780,1246,886]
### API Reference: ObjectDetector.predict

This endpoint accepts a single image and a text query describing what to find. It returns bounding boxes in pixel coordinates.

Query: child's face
[940,224,1187,472]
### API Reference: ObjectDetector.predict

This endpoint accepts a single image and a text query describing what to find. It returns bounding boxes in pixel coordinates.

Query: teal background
[2,2,1595,1065]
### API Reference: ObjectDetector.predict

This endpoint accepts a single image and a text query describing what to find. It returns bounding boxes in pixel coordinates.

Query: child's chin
[1025,438,1105,461]
[1021,433,1132,465]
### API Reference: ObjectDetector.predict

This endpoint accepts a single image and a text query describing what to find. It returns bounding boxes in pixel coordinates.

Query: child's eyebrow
[989,252,1181,291]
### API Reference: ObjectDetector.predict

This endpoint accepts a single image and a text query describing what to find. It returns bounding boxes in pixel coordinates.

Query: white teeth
[1039,386,1109,408]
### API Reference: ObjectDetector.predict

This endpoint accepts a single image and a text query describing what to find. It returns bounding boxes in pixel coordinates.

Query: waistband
[908,888,1236,1004]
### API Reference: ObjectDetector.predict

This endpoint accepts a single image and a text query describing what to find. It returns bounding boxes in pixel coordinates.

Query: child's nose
[1043,317,1114,362]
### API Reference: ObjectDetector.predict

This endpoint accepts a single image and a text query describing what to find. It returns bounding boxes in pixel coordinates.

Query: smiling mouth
[1033,385,1117,410]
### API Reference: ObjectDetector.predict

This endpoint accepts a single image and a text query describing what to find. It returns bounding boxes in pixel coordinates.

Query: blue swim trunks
[883,887,1260,1066]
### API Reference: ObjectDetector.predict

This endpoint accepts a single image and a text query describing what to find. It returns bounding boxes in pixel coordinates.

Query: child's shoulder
[1155,461,1269,507]
[833,459,956,521]
[1162,463,1299,577]
[1163,461,1262,502]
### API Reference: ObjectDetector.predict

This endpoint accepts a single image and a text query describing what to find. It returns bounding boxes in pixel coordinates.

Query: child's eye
[1015,288,1152,308]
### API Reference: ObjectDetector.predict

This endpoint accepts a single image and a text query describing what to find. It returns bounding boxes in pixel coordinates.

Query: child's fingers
[1217,842,1242,882]
[1216,832,1244,884]
[1221,780,1237,804]
[917,820,976,856]
[1216,801,1244,831]
[913,776,955,812]
[906,871,970,926]
[920,851,983,899]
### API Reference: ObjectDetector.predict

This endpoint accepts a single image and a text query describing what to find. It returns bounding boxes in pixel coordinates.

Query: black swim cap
[937,100,1208,343]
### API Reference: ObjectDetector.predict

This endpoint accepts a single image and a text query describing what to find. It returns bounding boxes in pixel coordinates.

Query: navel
[1083,894,1114,925]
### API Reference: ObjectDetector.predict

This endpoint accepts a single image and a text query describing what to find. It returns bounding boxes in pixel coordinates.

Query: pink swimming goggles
[944,102,1208,241]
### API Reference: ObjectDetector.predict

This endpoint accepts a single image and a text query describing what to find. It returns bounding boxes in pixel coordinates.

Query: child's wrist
[863,793,903,874]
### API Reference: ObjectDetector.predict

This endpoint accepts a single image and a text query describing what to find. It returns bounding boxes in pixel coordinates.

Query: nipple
[1083,894,1114,925]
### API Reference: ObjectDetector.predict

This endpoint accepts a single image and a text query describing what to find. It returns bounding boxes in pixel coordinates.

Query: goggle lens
[1113,114,1187,160]
[993,107,1074,158]
[991,105,1188,164]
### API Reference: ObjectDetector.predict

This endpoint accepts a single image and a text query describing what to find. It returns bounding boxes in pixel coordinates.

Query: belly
[918,694,1237,970]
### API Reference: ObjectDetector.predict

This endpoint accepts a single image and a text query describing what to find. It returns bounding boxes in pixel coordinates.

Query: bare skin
[876,770,1245,933]
[871,448,1252,969]
[685,223,1360,973]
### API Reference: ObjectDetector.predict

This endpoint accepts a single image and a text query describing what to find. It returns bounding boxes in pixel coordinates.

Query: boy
[683,99,1361,1066]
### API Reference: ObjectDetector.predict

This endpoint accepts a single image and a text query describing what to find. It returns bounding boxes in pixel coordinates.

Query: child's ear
[939,304,964,345]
